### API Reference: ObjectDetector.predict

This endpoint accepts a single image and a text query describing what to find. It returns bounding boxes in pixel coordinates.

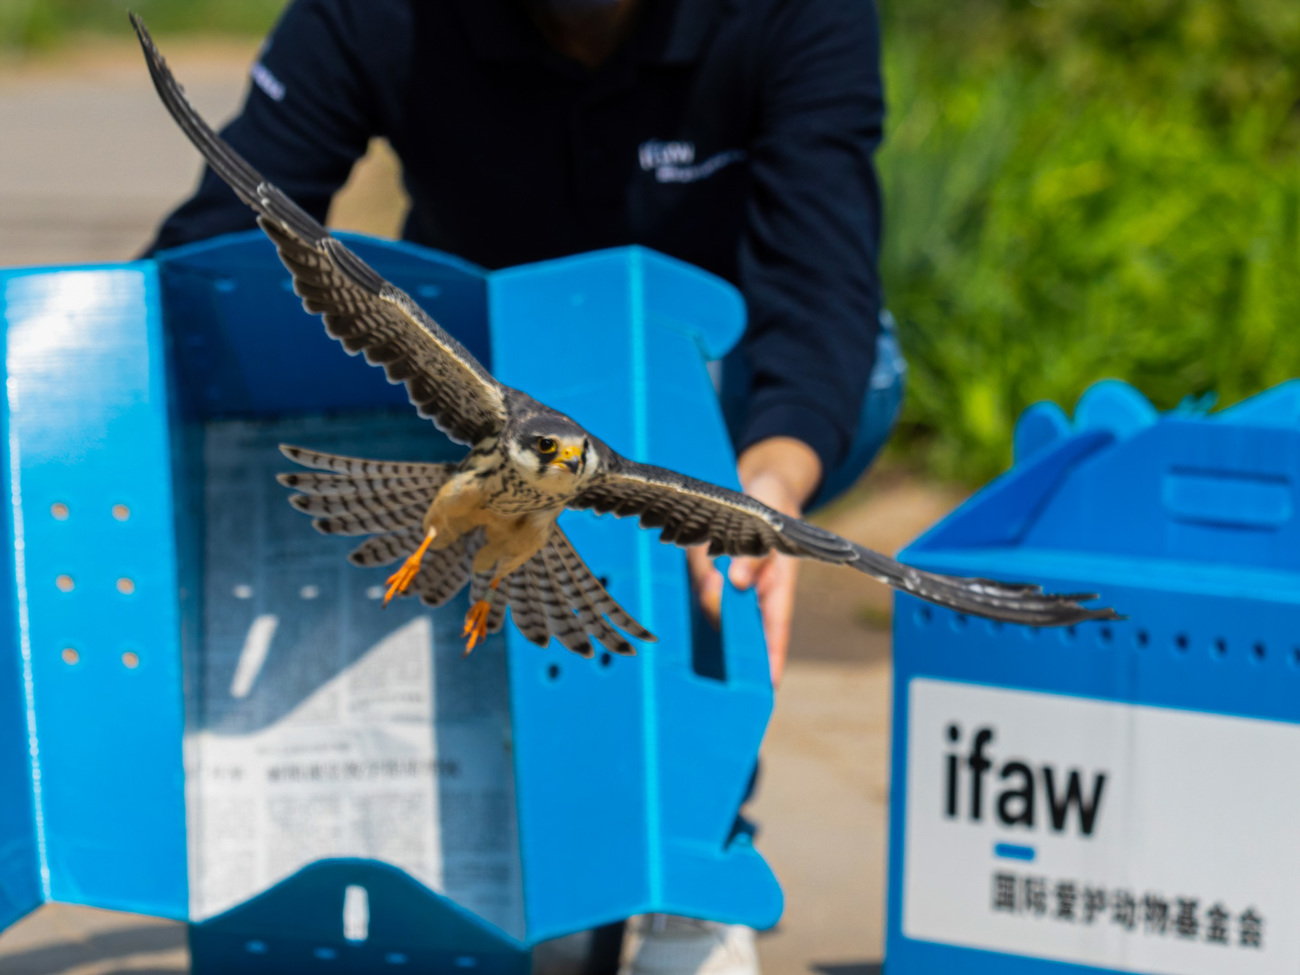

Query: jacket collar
[452,0,727,67]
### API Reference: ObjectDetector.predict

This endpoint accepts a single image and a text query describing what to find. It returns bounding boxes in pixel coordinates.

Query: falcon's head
[507,413,595,486]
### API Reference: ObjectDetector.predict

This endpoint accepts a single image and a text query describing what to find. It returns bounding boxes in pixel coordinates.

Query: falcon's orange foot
[383,530,436,606]
[462,599,492,655]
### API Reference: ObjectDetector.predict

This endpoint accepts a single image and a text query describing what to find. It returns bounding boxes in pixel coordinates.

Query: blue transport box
[888,379,1300,975]
[0,234,780,973]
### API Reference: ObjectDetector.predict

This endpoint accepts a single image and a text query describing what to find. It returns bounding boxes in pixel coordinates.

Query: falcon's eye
[537,437,558,454]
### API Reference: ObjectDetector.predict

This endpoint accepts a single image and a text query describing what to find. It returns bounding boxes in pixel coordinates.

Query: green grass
[0,0,287,51]
[877,0,1300,482]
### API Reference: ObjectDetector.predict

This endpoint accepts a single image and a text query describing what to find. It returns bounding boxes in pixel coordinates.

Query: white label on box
[904,678,1300,974]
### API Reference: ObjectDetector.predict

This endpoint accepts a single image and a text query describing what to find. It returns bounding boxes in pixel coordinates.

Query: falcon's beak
[552,444,582,474]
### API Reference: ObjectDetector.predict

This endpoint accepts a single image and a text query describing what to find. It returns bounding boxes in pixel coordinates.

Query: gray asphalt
[0,46,248,267]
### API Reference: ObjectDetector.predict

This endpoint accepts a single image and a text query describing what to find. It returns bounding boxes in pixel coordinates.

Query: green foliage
[0,0,286,51]
[878,0,1300,482]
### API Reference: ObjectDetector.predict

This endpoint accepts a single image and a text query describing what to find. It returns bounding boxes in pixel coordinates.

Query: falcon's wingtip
[128,12,163,71]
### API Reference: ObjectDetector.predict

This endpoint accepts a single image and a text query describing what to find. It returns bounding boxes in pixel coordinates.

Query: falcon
[132,16,1119,658]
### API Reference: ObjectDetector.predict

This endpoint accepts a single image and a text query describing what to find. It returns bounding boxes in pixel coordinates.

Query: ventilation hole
[121,651,139,669]
[384,953,409,966]
[1060,625,1077,642]
[597,575,610,588]
[365,586,383,600]
[61,648,79,665]
[55,575,74,592]
[547,664,560,681]
[314,947,338,960]
[1175,633,1190,652]
[915,606,933,626]
[343,885,369,943]
[299,584,320,600]
[111,504,130,521]
[50,503,69,521]
[116,578,135,595]
[1098,626,1113,644]
[986,620,1004,634]
[1213,637,1228,658]
[244,940,268,954]
[1253,642,1266,661]
[1135,630,1150,648]
[599,652,612,668]
[1292,647,1300,668]
[686,561,726,681]
[233,584,254,600]
[950,613,968,631]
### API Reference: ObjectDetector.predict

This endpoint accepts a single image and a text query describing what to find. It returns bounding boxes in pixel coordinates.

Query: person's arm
[691,0,885,684]
[144,0,407,255]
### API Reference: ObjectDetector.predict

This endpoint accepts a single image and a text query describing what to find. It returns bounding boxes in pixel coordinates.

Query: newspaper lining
[185,415,524,938]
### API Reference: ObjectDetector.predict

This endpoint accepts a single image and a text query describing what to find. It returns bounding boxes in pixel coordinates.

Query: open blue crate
[0,235,781,972]
[888,380,1300,975]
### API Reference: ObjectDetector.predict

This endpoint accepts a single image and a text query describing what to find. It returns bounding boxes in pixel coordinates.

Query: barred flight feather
[278,471,446,497]
[349,528,424,568]
[312,502,427,536]
[279,444,451,479]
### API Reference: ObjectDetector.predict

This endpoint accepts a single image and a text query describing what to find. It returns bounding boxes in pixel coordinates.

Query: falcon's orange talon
[383,530,436,606]
[462,599,492,654]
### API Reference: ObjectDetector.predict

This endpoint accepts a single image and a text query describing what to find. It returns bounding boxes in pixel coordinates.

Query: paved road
[0,40,942,974]
[0,42,263,267]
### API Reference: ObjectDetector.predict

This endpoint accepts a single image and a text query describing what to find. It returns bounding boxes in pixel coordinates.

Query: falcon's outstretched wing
[131,14,508,445]
[572,453,1121,627]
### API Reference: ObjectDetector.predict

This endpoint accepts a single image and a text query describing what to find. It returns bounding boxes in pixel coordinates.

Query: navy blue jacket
[149,0,885,476]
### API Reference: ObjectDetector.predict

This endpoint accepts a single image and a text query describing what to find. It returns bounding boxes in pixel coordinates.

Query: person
[147,1,900,971]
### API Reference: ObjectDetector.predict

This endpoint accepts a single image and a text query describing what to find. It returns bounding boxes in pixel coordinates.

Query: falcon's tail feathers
[519,551,596,658]
[542,543,635,656]
[847,544,1124,627]
[490,534,655,659]
[417,531,480,609]
[548,530,656,644]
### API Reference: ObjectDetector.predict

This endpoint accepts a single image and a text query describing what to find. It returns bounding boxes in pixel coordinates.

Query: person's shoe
[619,914,760,975]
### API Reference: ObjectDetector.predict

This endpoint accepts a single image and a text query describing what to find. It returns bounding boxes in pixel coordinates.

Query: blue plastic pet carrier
[888,380,1300,975]
[0,235,780,973]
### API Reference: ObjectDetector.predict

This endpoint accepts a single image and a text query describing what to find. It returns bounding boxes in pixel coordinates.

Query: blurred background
[0,1,1293,972]
[4,0,1298,483]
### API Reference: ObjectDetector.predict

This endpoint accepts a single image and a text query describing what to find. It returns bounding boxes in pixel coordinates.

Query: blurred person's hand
[687,437,822,687]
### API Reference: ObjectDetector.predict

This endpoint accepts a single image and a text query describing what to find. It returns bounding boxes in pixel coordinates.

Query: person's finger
[756,554,797,686]
[686,545,724,628]
[728,553,762,590]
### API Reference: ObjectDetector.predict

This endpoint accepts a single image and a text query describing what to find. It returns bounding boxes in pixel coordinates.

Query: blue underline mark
[994,843,1037,862]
